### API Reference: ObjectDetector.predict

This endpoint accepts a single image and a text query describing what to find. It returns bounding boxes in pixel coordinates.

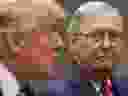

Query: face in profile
[67,16,125,69]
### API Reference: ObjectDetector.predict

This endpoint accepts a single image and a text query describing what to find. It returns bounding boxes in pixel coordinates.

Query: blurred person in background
[0,0,68,71]
[0,0,65,64]
[0,0,64,95]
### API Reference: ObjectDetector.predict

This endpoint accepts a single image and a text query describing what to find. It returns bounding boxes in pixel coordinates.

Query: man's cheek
[68,44,80,55]
[79,48,95,59]
[115,48,121,54]
[112,47,121,57]
[68,42,88,54]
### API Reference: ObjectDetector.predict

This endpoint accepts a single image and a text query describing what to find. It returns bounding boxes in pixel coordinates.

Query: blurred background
[64,0,128,15]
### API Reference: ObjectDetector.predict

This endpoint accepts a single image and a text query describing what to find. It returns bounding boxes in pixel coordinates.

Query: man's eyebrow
[71,27,122,37]
[85,28,122,34]
[96,28,121,32]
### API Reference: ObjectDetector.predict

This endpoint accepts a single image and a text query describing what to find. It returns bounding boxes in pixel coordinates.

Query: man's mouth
[95,56,112,70]
[96,56,112,63]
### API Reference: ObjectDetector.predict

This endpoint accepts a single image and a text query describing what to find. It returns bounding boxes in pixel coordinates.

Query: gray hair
[74,1,120,16]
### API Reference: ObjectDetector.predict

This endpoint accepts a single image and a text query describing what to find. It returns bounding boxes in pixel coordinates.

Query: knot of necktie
[104,80,112,96]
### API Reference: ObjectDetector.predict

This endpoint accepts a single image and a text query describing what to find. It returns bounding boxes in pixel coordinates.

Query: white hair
[74,1,120,16]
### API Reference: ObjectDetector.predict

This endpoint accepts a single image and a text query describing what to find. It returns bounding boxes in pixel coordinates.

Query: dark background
[64,0,128,15]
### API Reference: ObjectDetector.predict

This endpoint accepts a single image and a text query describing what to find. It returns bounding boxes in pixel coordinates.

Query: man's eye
[111,33,119,38]
[72,33,81,37]
[72,33,83,39]
[88,34,97,38]
[87,33,99,40]
[72,38,80,43]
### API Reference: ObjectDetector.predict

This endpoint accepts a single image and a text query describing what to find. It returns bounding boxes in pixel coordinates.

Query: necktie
[104,80,112,96]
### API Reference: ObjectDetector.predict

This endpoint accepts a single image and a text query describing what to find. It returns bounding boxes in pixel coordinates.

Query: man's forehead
[80,16,123,25]
[80,16,123,33]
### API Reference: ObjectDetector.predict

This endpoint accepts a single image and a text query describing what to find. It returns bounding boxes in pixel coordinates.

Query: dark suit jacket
[112,80,128,96]
[112,64,128,96]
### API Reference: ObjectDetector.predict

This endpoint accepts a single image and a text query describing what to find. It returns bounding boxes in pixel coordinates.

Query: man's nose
[102,33,112,48]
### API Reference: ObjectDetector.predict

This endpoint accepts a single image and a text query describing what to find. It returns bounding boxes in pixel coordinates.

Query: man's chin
[94,63,112,72]
[78,59,112,79]
[78,59,112,70]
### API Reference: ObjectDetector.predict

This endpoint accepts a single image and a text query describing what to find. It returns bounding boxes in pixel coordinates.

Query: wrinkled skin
[66,16,125,69]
